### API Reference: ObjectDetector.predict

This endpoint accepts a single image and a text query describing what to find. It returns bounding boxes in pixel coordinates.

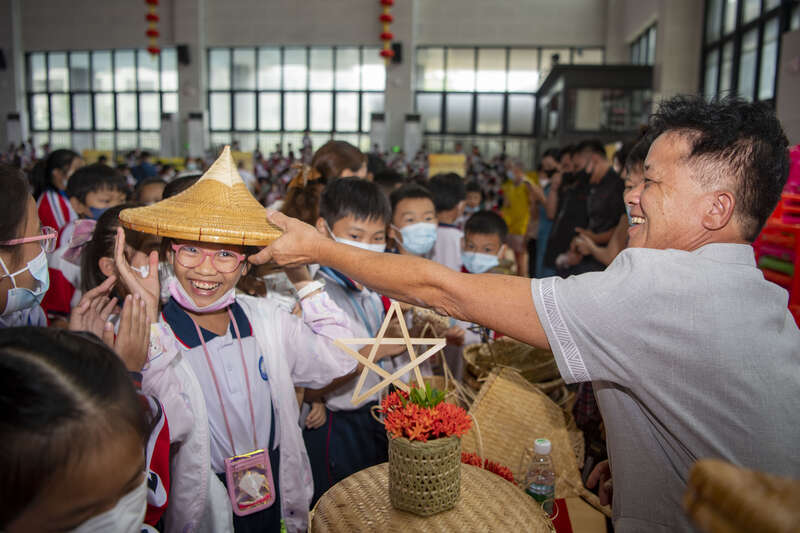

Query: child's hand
[114,227,160,323]
[444,325,465,346]
[305,401,327,429]
[69,275,119,338]
[104,294,150,372]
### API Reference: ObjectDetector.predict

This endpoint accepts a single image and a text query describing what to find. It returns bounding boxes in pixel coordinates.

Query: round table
[310,463,554,532]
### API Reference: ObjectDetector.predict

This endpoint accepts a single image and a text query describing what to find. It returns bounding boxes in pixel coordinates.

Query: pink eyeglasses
[170,243,246,273]
[0,226,58,253]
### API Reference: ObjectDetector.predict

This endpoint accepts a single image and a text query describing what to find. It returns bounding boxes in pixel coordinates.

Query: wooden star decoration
[334,301,446,406]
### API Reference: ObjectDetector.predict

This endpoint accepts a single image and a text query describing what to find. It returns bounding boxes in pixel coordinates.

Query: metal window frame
[629,24,657,66]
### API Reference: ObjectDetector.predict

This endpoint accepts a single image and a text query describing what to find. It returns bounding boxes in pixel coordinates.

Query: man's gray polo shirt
[531,243,800,532]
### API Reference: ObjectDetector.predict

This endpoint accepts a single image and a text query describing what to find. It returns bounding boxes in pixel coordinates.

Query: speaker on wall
[391,42,402,64]
[177,45,190,66]
[0,50,6,71]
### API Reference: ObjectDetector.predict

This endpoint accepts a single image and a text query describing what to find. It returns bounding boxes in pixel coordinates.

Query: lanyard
[321,266,381,335]
[189,308,258,455]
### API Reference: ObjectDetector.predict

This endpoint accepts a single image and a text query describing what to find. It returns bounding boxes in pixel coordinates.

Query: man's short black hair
[648,95,789,241]
[576,139,607,158]
[559,145,576,159]
[541,147,561,162]
[320,177,391,227]
[389,183,434,214]
[464,210,508,242]
[373,169,404,197]
[427,173,466,212]
[65,164,129,203]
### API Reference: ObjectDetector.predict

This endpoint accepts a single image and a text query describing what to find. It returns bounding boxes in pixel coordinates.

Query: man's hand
[586,460,613,506]
[249,209,328,268]
[575,227,599,244]
[573,234,598,257]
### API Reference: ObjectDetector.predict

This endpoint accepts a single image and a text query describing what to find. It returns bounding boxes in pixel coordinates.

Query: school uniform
[37,189,76,248]
[431,223,463,272]
[41,218,83,317]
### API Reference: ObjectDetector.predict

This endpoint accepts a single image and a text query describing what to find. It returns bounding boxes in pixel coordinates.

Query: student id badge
[224,449,276,516]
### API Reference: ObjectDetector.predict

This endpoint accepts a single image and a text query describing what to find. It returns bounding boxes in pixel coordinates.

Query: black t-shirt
[544,175,589,268]
[587,168,624,234]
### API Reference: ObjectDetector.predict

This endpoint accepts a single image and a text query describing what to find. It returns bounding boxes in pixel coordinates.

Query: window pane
[310,48,334,90]
[310,92,332,131]
[361,92,384,132]
[647,28,656,65]
[416,47,445,90]
[476,49,507,92]
[704,49,719,99]
[706,0,723,42]
[446,49,475,92]
[50,94,70,129]
[720,41,734,94]
[163,92,178,114]
[758,17,779,100]
[138,49,160,90]
[116,93,137,130]
[161,48,178,91]
[114,51,136,91]
[284,48,308,90]
[140,132,160,151]
[73,94,92,130]
[70,52,90,91]
[71,132,93,152]
[792,5,800,30]
[234,92,256,130]
[630,42,639,64]
[361,47,386,90]
[541,48,570,80]
[210,92,231,130]
[764,0,779,10]
[476,94,503,134]
[445,93,472,133]
[30,53,47,91]
[31,94,49,130]
[258,48,281,89]
[508,49,538,92]
[95,132,114,151]
[48,52,68,92]
[416,93,442,132]
[335,92,359,132]
[50,132,71,149]
[284,93,307,130]
[573,48,604,65]
[92,51,113,91]
[210,132,232,147]
[724,0,739,34]
[259,92,281,130]
[335,47,360,90]
[232,49,256,90]
[507,94,535,134]
[738,28,758,100]
[94,94,114,130]
[116,132,138,151]
[742,0,760,23]
[209,49,231,90]
[140,93,160,130]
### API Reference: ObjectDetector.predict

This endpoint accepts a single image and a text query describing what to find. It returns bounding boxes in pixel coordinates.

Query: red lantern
[146,29,160,38]
[379,13,393,23]
[380,49,395,58]
[380,0,394,5]
[380,32,394,41]
[145,0,159,4]
[145,0,160,55]
[146,13,159,22]
[148,46,161,55]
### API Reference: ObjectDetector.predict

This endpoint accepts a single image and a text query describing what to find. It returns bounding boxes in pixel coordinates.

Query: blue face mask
[625,204,632,226]
[89,206,108,220]
[0,249,50,316]
[394,222,437,256]
[461,251,500,274]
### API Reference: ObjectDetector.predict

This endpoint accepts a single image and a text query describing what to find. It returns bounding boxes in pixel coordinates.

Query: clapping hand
[69,275,119,338]
[103,293,150,372]
[114,227,160,323]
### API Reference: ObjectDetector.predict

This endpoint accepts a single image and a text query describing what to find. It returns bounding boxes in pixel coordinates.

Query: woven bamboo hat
[119,146,282,246]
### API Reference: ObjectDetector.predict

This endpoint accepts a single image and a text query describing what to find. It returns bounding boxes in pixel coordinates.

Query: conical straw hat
[119,146,282,246]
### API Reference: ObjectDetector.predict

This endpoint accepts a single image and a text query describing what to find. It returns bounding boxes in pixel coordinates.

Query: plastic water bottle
[525,438,555,514]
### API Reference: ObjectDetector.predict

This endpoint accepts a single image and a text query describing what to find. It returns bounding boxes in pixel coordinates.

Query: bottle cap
[534,438,551,455]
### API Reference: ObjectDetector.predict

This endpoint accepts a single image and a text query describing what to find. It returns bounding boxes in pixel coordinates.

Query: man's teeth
[630,216,646,225]
[191,280,221,290]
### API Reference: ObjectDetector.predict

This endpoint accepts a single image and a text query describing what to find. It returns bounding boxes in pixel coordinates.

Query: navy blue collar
[438,222,458,228]
[162,297,252,349]
[319,266,360,292]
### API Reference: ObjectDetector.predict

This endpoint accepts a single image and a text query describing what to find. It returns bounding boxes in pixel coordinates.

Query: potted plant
[380,384,473,516]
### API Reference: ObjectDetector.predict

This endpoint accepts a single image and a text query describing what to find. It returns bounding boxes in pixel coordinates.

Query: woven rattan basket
[463,337,560,386]
[388,435,462,516]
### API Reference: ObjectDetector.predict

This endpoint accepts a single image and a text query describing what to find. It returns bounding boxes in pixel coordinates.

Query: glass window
[336,48,361,90]
[69,52,90,91]
[48,52,69,92]
[720,41,734,94]
[163,92,178,114]
[763,0,779,10]
[742,0,760,23]
[630,42,640,64]
[476,49,506,92]
[416,47,445,90]
[234,92,256,130]
[283,48,308,90]
[30,53,47,92]
[738,28,758,100]
[573,48,604,65]
[50,94,70,130]
[361,92,384,132]
[310,92,332,131]
[137,50,160,91]
[73,94,92,130]
[210,92,231,130]
[361,47,386,91]
[507,94,534,134]
[647,28,657,65]
[792,5,800,29]
[541,48,570,79]
[724,0,739,34]
[446,49,475,92]
[94,132,114,150]
[209,49,231,90]
[258,48,281,90]
[140,132,161,151]
[309,48,334,90]
[116,132,138,151]
[161,48,178,91]
[139,93,160,130]
[335,92,359,132]
[476,94,503,134]
[258,92,281,130]
[284,92,307,131]
[114,51,136,91]
[704,49,719,99]
[445,93,472,133]
[116,93,137,130]
[232,49,256,90]
[707,0,723,42]
[508,49,538,92]
[94,93,114,130]
[416,93,442,132]
[31,94,49,130]
[758,17,779,100]
[92,51,113,91]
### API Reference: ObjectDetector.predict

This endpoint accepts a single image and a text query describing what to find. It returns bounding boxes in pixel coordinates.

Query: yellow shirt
[501,179,532,235]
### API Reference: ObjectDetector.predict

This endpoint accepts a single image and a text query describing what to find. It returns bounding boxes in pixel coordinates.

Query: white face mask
[71,476,147,533]
[0,249,50,316]
[335,236,386,254]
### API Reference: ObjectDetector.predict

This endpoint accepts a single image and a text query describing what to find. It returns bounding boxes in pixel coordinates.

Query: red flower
[379,13,394,23]
[460,453,515,483]
[380,32,394,41]
[380,390,472,442]
[461,452,483,467]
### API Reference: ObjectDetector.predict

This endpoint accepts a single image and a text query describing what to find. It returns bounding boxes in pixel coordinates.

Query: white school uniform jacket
[142,291,357,533]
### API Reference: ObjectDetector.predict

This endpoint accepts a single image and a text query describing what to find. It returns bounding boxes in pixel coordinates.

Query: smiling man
[251,96,800,532]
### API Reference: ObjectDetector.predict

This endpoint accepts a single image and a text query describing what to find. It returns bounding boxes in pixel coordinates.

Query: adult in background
[501,159,533,275]
[252,96,800,532]
[130,151,158,184]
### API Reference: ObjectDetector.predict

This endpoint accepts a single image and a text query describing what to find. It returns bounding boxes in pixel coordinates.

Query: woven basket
[463,337,560,386]
[388,435,462,516]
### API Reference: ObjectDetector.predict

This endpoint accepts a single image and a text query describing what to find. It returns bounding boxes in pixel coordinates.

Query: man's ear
[98,257,115,278]
[702,190,736,232]
[69,197,88,217]
[315,217,328,236]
